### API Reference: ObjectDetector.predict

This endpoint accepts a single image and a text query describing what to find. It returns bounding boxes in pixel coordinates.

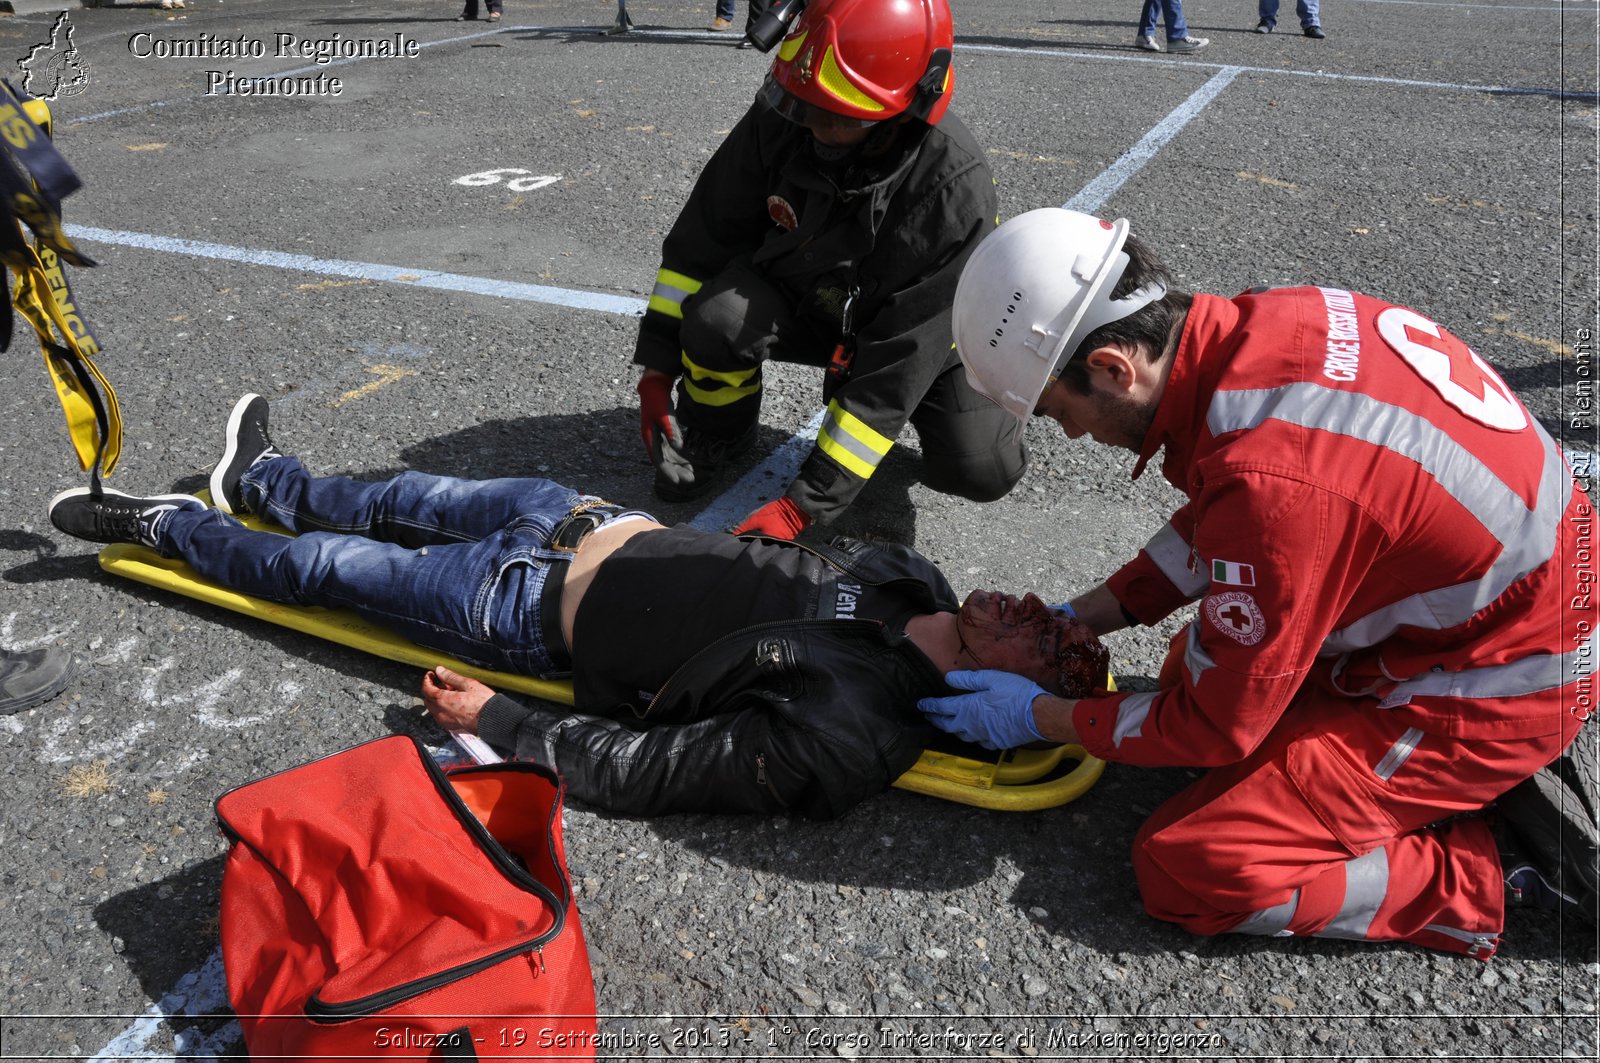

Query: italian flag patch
[1211,559,1256,586]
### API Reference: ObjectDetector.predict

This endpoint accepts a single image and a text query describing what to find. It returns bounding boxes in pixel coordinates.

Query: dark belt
[537,504,626,672]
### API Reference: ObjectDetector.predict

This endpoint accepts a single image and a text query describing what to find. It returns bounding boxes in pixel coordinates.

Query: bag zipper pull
[533,946,546,975]
[756,753,768,787]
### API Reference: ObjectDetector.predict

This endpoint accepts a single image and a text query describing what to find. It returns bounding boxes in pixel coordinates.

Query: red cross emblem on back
[1402,321,1511,404]
[1376,306,1528,432]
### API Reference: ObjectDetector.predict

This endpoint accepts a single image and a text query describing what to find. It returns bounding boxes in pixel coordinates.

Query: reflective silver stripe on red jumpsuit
[1139,522,1210,600]
[1207,383,1570,651]
[1206,381,1572,947]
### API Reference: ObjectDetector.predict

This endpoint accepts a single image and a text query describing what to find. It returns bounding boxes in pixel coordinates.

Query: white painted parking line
[63,23,1595,131]
[64,224,647,317]
[86,947,233,1063]
[1066,67,1242,215]
[958,41,1600,99]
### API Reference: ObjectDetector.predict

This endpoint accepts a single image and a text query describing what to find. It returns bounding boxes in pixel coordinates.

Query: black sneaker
[1303,24,1326,39]
[1497,750,1600,926]
[651,424,758,502]
[48,486,202,547]
[210,393,280,515]
[1255,19,1274,32]
[0,646,73,716]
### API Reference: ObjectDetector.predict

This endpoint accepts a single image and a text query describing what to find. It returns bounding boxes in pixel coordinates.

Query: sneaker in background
[1497,741,1600,926]
[0,646,73,716]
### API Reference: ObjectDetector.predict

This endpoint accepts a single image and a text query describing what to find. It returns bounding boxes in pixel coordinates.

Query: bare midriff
[559,517,668,654]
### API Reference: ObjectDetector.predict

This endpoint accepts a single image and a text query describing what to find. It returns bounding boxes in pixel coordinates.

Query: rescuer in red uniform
[920,207,1597,958]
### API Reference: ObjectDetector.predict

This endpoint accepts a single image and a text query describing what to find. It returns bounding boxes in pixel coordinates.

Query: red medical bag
[216,735,597,1061]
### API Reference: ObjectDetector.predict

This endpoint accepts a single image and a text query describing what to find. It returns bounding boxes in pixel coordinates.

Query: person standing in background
[1256,0,1325,37]
[1135,0,1209,54]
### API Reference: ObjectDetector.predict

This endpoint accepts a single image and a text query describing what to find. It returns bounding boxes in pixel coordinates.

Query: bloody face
[956,590,1110,698]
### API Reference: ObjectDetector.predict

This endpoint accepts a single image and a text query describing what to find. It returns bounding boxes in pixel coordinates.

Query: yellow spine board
[99,525,1107,811]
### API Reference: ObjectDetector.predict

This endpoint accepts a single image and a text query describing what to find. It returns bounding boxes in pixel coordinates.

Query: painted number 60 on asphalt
[454,167,562,192]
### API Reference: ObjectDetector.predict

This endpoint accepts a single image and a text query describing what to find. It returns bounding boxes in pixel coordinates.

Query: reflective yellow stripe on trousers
[680,352,760,407]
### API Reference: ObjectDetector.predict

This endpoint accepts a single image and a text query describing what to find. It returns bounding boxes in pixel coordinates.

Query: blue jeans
[1139,0,1189,40]
[1258,0,1319,28]
[716,0,735,20]
[156,458,647,676]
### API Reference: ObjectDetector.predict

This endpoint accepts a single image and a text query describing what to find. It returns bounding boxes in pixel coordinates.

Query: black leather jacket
[475,537,956,819]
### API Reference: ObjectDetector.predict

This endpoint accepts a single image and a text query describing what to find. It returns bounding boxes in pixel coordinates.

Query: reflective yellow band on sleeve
[816,400,893,480]
[647,267,703,320]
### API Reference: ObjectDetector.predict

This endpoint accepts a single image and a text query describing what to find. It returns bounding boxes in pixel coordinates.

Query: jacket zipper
[754,753,788,806]
[303,757,569,1022]
[640,617,880,719]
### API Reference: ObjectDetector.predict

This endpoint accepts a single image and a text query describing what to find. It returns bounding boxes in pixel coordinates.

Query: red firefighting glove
[732,496,811,539]
[637,370,679,459]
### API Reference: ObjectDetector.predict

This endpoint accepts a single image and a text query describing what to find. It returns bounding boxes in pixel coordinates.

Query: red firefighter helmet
[766,0,955,127]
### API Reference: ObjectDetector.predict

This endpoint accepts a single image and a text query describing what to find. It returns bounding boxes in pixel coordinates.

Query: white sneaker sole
[210,393,263,515]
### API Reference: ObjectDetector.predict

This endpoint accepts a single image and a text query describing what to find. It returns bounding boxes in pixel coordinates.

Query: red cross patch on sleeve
[1204,591,1266,646]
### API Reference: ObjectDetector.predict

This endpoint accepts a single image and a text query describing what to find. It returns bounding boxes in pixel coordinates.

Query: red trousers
[1130,687,1584,959]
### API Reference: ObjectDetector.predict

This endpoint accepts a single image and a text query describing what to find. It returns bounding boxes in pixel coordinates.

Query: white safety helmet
[953,208,1168,422]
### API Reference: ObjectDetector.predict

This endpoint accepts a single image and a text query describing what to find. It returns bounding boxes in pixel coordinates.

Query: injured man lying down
[51,395,1108,819]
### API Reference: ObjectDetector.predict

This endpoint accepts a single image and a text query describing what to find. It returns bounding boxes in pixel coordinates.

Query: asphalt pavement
[0,1,1596,1059]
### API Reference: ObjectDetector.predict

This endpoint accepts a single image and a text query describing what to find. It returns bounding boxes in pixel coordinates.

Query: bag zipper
[303,755,569,1022]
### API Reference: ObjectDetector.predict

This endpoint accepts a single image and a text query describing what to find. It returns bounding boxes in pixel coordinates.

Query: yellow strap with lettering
[0,87,119,478]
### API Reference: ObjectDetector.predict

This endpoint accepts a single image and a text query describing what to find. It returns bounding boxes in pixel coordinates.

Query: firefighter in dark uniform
[634,0,1026,538]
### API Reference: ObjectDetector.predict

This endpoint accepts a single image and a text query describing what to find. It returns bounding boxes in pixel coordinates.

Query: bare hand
[421,665,495,734]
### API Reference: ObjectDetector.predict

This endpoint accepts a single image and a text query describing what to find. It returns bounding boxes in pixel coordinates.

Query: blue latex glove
[1052,601,1077,618]
[918,669,1049,750]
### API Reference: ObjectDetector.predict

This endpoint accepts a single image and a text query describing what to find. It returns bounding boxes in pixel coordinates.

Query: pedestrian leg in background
[1135,0,1208,53]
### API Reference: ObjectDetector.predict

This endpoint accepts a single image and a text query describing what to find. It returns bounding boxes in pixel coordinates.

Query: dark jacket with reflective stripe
[633,101,997,523]
[475,537,954,819]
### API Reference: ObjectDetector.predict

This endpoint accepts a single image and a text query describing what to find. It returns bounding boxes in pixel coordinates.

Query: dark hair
[1054,232,1191,395]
